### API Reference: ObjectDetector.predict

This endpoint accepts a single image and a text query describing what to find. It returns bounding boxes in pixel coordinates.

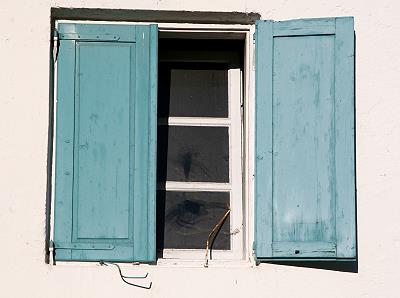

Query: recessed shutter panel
[255,18,355,260]
[54,24,157,262]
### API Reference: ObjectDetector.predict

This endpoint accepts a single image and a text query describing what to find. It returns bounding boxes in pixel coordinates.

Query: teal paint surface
[54,24,157,262]
[57,23,136,42]
[255,20,274,259]
[255,17,355,260]
[334,18,356,258]
[273,35,336,246]
[74,42,133,241]
[132,25,158,262]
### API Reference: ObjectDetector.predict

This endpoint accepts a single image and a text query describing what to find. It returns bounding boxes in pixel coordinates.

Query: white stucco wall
[1,0,399,297]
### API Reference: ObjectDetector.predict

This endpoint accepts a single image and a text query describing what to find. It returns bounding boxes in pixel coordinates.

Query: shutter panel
[255,17,355,260]
[54,24,157,262]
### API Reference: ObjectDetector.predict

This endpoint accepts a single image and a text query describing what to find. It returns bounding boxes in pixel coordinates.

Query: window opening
[156,38,244,260]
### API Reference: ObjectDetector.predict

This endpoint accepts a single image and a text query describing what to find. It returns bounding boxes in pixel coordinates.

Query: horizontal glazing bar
[157,181,231,191]
[158,117,231,127]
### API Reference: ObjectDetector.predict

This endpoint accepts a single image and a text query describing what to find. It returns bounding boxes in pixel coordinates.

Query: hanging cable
[99,261,152,289]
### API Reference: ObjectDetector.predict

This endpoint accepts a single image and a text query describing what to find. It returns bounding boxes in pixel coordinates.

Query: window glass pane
[157,126,229,182]
[158,63,228,117]
[156,191,230,250]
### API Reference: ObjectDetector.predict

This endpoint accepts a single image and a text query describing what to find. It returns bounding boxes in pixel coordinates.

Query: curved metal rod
[100,261,152,289]
[204,208,231,267]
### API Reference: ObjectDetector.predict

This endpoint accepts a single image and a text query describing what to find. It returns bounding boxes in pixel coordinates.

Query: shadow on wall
[265,260,358,273]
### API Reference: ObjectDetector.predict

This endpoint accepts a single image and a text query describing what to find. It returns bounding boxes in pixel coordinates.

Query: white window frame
[52,20,256,267]
[157,68,242,262]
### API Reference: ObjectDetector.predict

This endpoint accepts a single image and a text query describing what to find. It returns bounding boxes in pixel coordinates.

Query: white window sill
[156,258,255,268]
[53,258,255,269]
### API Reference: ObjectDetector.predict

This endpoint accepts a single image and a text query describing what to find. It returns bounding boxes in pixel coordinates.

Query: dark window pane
[158,63,228,117]
[157,126,229,182]
[157,191,230,250]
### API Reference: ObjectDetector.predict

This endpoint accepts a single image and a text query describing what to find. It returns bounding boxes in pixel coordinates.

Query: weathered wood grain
[255,17,355,260]
[54,24,158,262]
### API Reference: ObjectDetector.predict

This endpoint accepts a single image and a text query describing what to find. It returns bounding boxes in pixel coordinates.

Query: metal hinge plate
[54,242,115,250]
[58,33,120,41]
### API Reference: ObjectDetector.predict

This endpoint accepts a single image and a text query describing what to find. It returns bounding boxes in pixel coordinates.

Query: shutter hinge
[54,242,115,250]
[53,29,60,64]
[252,33,256,70]
[49,240,55,265]
[251,242,260,266]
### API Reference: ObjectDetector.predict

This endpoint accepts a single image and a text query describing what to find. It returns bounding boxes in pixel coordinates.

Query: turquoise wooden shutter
[54,24,157,262]
[255,17,355,260]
